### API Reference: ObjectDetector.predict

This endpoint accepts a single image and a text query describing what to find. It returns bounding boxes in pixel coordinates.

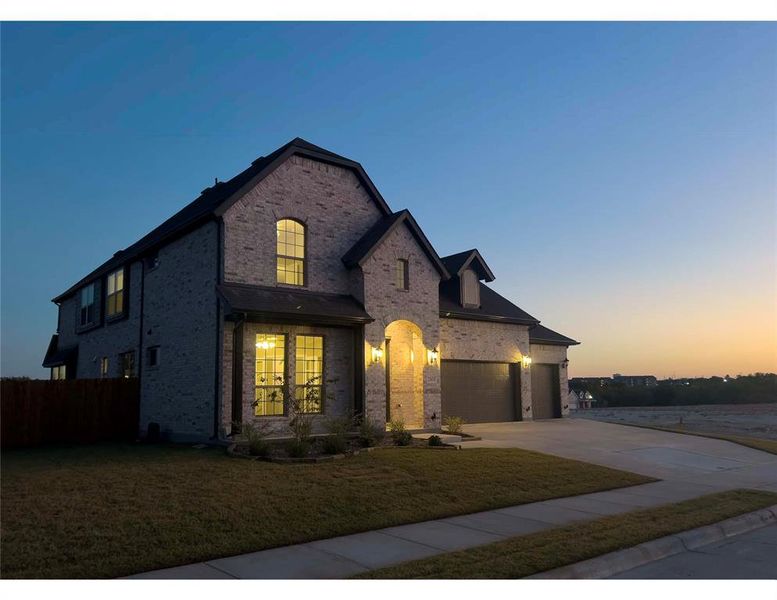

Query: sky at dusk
[2,22,775,379]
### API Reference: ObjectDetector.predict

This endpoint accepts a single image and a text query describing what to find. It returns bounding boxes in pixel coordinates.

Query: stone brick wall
[57,261,143,379]
[439,317,534,419]
[54,222,220,441]
[139,221,220,440]
[222,155,384,295]
[234,322,355,437]
[530,343,571,417]
[360,222,442,429]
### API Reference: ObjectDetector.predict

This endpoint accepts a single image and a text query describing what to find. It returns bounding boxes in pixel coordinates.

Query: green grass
[0,443,651,579]
[598,419,777,456]
[358,488,777,579]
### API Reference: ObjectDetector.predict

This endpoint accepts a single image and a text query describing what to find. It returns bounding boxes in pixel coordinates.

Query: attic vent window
[461,269,480,308]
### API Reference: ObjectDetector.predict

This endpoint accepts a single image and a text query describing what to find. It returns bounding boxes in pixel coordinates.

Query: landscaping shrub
[388,419,412,446]
[286,439,310,458]
[235,421,272,458]
[322,416,352,455]
[428,435,444,447]
[357,414,385,447]
[444,415,464,435]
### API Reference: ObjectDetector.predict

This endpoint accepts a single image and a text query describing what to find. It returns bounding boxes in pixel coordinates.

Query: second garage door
[531,363,561,419]
[441,360,519,423]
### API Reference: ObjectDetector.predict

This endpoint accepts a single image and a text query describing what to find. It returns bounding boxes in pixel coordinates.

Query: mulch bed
[229,433,458,463]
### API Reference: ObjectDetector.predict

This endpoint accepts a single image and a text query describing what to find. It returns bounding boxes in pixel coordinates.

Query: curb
[527,504,777,579]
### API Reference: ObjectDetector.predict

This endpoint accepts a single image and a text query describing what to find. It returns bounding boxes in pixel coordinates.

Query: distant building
[612,374,657,387]
[567,389,595,410]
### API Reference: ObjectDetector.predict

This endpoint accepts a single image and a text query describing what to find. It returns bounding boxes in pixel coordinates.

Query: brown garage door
[441,360,519,423]
[531,363,561,419]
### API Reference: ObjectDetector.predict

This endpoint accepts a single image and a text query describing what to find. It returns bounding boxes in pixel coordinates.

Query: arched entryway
[385,320,425,429]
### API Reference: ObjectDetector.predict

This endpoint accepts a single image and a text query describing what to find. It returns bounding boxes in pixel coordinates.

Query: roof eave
[439,311,539,326]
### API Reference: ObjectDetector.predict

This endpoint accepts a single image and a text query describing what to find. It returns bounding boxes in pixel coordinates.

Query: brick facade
[48,143,575,443]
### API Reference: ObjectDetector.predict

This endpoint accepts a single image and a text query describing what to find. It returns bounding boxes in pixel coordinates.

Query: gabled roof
[529,324,580,346]
[439,279,539,325]
[441,249,495,282]
[53,137,391,303]
[217,282,373,326]
[342,210,451,280]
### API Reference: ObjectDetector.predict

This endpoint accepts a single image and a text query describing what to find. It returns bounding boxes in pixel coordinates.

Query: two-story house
[43,138,579,441]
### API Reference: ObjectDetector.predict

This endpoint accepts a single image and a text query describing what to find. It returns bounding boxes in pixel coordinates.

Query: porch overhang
[218,282,374,327]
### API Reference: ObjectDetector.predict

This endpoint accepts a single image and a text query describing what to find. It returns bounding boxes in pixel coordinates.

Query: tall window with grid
[276,219,305,286]
[106,268,125,317]
[295,335,323,414]
[255,333,286,416]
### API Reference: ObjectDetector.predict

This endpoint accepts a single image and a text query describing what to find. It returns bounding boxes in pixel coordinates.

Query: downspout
[137,258,146,435]
[212,218,224,440]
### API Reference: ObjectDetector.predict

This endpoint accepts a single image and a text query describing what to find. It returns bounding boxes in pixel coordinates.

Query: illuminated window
[51,365,66,380]
[396,259,409,290]
[295,335,323,414]
[106,268,125,317]
[276,219,305,286]
[255,334,286,416]
[79,283,96,326]
[100,357,109,377]
[120,351,136,378]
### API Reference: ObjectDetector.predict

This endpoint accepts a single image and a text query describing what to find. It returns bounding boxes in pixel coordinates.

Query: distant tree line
[570,373,777,407]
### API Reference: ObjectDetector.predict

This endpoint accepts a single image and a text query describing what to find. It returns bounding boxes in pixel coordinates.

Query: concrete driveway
[463,419,777,493]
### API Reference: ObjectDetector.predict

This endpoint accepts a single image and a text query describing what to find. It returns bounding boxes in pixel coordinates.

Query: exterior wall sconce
[522,355,533,369]
[371,346,383,364]
[561,359,569,369]
[427,348,439,365]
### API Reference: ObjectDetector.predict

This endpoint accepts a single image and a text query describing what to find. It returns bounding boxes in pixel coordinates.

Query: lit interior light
[521,355,533,369]
[371,346,384,364]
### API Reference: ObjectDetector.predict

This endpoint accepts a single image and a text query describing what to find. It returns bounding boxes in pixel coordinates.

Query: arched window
[276,219,305,286]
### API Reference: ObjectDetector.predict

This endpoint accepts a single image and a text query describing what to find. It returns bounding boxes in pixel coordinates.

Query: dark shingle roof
[342,210,450,279]
[529,324,580,346]
[440,249,495,282]
[439,279,539,325]
[42,334,78,367]
[218,282,373,326]
[53,137,391,303]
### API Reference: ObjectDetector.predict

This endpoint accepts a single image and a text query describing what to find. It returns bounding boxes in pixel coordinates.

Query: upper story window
[276,219,305,286]
[106,268,125,317]
[79,283,96,326]
[461,269,480,308]
[396,259,409,291]
[51,365,66,380]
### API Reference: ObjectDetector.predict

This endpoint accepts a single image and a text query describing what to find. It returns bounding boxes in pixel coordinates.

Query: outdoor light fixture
[427,348,439,365]
[371,346,383,364]
[561,359,569,369]
[522,355,533,369]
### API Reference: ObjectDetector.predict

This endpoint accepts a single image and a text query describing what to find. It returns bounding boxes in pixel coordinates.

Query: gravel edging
[527,504,777,579]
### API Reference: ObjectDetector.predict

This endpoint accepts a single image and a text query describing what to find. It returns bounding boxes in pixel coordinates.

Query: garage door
[441,360,519,423]
[531,363,561,419]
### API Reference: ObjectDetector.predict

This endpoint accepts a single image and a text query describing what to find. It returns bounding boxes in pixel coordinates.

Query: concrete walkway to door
[462,419,777,493]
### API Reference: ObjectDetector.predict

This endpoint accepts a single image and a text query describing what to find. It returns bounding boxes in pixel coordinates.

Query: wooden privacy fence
[1,378,140,448]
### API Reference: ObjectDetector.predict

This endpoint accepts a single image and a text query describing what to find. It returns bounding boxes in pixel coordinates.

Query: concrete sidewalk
[128,479,723,579]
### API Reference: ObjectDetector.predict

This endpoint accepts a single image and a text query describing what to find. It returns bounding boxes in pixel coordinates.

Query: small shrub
[286,439,310,458]
[357,414,385,447]
[389,420,412,446]
[428,434,444,447]
[444,415,464,435]
[235,420,273,458]
[322,416,352,455]
[394,431,412,446]
[322,435,348,455]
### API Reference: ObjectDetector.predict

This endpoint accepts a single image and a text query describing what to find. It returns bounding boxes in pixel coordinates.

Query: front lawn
[359,488,777,579]
[1,443,651,579]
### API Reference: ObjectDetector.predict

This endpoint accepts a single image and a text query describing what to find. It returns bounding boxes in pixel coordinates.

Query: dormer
[440,249,496,309]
